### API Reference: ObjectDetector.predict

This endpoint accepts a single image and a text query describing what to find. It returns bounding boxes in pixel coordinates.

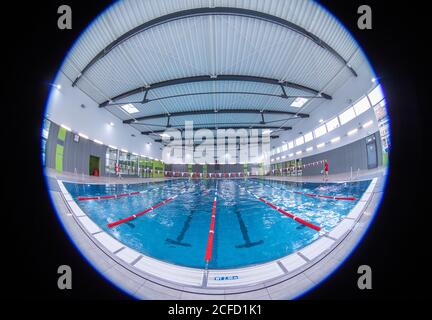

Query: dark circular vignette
[39,0,395,300]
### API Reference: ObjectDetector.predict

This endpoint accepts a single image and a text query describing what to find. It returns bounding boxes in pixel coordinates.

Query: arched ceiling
[61,0,367,140]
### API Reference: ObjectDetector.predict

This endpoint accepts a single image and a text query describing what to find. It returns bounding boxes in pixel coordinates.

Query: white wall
[45,72,163,159]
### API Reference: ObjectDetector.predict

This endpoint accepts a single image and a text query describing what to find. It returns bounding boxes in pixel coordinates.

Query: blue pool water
[63,178,371,269]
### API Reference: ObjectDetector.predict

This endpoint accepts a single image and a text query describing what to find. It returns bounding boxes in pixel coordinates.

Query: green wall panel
[55,144,64,172]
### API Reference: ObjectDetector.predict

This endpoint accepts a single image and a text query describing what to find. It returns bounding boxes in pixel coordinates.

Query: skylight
[121,103,140,114]
[290,97,309,108]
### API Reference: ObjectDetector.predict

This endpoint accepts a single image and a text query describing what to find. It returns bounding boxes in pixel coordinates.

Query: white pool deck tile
[207,262,284,287]
[63,192,73,202]
[94,232,124,253]
[78,216,101,234]
[328,219,355,239]
[279,253,307,272]
[346,200,367,220]
[116,247,141,264]
[67,200,87,217]
[299,237,335,261]
[134,255,204,287]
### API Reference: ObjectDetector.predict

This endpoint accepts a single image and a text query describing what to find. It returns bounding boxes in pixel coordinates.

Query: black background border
[5,0,427,308]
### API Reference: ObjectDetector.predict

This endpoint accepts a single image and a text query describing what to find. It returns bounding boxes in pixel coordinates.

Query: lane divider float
[246,190,321,232]
[78,189,157,201]
[204,187,219,265]
[248,180,357,201]
[107,190,186,228]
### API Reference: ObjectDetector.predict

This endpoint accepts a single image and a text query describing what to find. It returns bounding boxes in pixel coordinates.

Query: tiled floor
[46,167,387,299]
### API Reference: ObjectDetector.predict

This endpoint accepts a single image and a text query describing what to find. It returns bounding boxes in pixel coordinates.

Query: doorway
[89,155,100,176]
[366,135,378,169]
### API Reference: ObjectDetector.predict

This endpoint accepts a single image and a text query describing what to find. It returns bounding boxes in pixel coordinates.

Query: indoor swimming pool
[63,178,371,269]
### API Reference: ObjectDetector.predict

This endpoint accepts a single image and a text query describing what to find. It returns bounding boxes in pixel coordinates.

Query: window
[326,118,340,133]
[41,119,51,166]
[314,124,327,138]
[105,148,118,175]
[353,96,371,115]
[295,136,304,146]
[304,132,313,143]
[288,141,294,149]
[339,107,356,125]
[368,85,385,106]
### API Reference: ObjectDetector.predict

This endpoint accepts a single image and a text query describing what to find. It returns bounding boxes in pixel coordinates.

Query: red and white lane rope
[204,187,219,265]
[253,181,358,201]
[292,191,357,201]
[246,190,321,232]
[107,190,186,228]
[78,189,156,201]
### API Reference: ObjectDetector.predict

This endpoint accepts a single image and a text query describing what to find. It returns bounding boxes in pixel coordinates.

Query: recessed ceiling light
[120,103,139,114]
[291,97,308,108]
[60,124,71,131]
[93,139,103,145]
[363,120,373,128]
[317,143,325,149]
[319,119,324,123]
[348,128,358,136]
[109,122,115,127]
[56,84,62,90]
[78,132,88,139]
[331,137,341,143]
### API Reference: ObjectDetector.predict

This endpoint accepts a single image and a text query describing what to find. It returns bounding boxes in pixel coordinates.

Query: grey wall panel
[44,122,108,176]
[45,122,60,170]
[302,131,382,176]
[63,133,107,176]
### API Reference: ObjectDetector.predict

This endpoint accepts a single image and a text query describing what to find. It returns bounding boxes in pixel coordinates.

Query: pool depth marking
[204,185,219,266]
[107,193,182,228]
[246,190,321,232]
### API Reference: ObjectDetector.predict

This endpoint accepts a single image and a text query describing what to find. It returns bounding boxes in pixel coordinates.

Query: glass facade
[41,119,51,166]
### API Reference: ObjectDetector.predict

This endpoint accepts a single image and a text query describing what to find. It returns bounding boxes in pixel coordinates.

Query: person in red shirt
[324,160,329,181]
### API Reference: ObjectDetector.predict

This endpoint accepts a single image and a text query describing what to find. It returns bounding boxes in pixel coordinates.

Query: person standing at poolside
[324,160,329,181]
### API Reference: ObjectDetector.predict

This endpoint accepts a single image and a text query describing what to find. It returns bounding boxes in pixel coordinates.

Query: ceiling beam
[141,126,291,135]
[100,75,331,108]
[124,109,308,124]
[73,6,356,87]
